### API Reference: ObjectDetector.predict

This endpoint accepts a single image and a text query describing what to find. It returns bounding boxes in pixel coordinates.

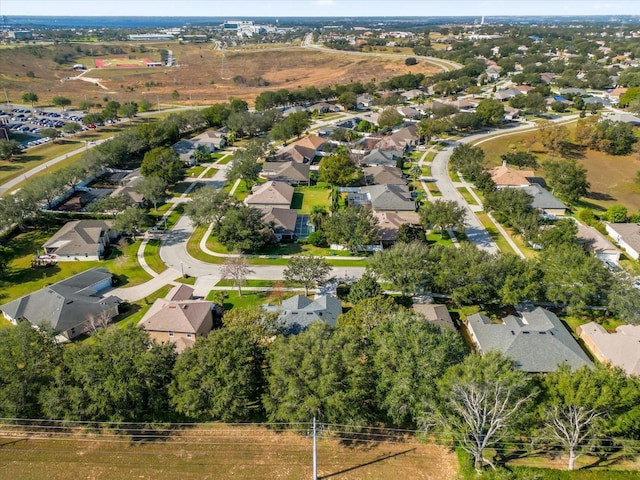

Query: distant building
[127,34,175,41]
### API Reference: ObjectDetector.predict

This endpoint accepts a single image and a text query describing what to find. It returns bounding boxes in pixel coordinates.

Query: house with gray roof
[244,181,294,210]
[576,222,621,264]
[465,306,592,373]
[43,220,116,261]
[361,148,403,167]
[191,129,227,151]
[605,223,640,261]
[520,184,568,217]
[260,161,310,185]
[378,125,421,152]
[363,165,406,185]
[263,294,342,334]
[350,184,415,212]
[262,207,298,241]
[0,268,120,340]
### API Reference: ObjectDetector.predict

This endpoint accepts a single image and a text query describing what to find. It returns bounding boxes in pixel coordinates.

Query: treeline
[4,301,640,473]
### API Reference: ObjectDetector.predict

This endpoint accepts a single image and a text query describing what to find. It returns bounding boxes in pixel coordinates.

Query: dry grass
[0,43,441,108]
[0,425,458,480]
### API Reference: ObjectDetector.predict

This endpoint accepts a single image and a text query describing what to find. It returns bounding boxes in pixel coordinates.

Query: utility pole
[312,417,317,480]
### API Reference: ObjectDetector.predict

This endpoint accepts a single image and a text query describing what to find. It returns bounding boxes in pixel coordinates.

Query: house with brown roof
[350,184,415,212]
[191,129,227,150]
[260,161,310,185]
[363,165,406,185]
[576,222,621,264]
[374,211,421,245]
[244,181,294,210]
[139,285,214,353]
[578,323,640,376]
[377,125,421,152]
[262,207,298,241]
[360,148,403,167]
[274,135,326,163]
[412,303,456,332]
[487,163,535,188]
[43,220,116,261]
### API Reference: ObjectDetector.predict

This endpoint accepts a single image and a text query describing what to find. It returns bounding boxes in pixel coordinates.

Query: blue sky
[2,1,640,17]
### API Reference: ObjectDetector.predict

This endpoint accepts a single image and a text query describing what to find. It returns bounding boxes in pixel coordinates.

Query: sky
[2,0,640,18]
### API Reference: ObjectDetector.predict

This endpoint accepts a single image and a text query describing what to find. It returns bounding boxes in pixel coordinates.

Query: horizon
[3,0,640,18]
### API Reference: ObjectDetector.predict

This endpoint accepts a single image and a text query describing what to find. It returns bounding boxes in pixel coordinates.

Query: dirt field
[0,42,441,107]
[0,424,458,480]
[477,126,640,212]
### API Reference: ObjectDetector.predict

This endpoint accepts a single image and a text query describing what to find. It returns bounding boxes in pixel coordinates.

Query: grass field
[0,424,458,480]
[292,185,332,213]
[475,212,518,256]
[143,239,167,274]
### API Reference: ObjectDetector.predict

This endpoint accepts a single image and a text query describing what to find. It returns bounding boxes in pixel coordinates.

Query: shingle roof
[139,299,213,334]
[43,220,112,257]
[264,295,342,334]
[261,161,310,182]
[244,181,294,208]
[466,306,592,373]
[373,211,420,242]
[359,184,415,212]
[578,322,640,376]
[262,207,298,234]
[520,184,567,212]
[363,165,406,185]
[0,268,119,334]
[487,164,534,187]
[361,148,402,166]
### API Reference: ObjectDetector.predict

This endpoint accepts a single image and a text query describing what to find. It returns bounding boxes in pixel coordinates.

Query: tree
[500,151,538,169]
[217,205,271,252]
[0,140,22,161]
[115,206,150,239]
[606,274,640,324]
[543,159,590,203]
[87,193,133,218]
[338,91,357,110]
[21,92,38,108]
[220,255,253,296]
[170,325,265,421]
[319,151,357,186]
[39,128,61,143]
[417,118,449,143]
[78,99,94,112]
[283,255,333,296]
[185,186,230,228]
[432,351,534,473]
[476,98,505,125]
[605,205,628,223]
[0,321,61,419]
[134,175,166,210]
[101,100,121,121]
[368,241,431,297]
[396,223,425,243]
[52,95,72,110]
[226,139,266,189]
[449,143,485,182]
[263,322,374,425]
[119,101,138,120]
[419,200,466,237]
[309,205,329,232]
[405,57,417,66]
[540,365,636,471]
[378,107,404,130]
[537,121,570,155]
[62,121,82,134]
[372,311,466,425]
[41,327,175,423]
[0,245,13,277]
[346,272,381,304]
[140,146,183,184]
[324,206,380,253]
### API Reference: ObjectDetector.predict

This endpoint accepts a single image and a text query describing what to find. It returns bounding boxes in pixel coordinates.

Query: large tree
[226,139,266,189]
[115,206,150,239]
[378,107,404,130]
[476,98,505,125]
[134,175,166,210]
[449,143,485,182]
[0,140,22,161]
[21,92,38,108]
[220,255,254,296]
[52,95,72,110]
[368,241,431,297]
[216,205,272,252]
[41,327,176,422]
[170,325,265,421]
[432,351,534,473]
[324,206,380,253]
[543,159,589,204]
[537,121,570,156]
[419,200,466,237]
[318,150,357,186]
[140,146,183,184]
[185,186,231,228]
[283,255,333,296]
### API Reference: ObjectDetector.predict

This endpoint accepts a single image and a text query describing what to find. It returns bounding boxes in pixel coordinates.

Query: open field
[0,42,443,107]
[95,57,154,68]
[0,424,457,480]
[476,125,640,212]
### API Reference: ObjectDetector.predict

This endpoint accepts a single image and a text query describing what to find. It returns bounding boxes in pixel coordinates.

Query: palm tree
[309,206,328,231]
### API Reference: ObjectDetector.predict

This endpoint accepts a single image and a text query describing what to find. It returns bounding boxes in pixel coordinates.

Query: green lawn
[202,167,218,178]
[449,170,462,182]
[215,279,277,288]
[424,151,436,163]
[143,239,167,274]
[422,165,432,176]
[0,230,150,303]
[186,165,206,177]
[426,181,441,196]
[457,187,478,206]
[170,181,193,197]
[292,185,332,213]
[475,212,517,255]
[427,231,454,247]
[216,155,233,165]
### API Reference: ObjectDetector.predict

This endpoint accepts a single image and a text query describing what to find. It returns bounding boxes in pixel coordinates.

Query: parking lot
[0,105,87,149]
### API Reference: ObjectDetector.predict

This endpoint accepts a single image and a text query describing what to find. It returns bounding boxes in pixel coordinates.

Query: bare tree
[220,255,253,297]
[84,310,113,334]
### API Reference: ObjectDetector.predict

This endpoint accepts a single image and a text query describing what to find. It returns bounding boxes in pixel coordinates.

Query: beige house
[606,223,640,261]
[43,220,116,261]
[244,181,294,210]
[138,285,214,353]
[578,322,640,376]
[412,303,456,332]
[274,135,326,163]
[487,164,535,188]
[374,211,421,245]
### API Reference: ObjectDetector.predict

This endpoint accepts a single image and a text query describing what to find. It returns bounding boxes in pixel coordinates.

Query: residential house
[401,89,426,101]
[412,303,456,332]
[244,181,294,210]
[172,139,198,166]
[397,106,421,119]
[605,223,640,260]
[363,165,406,185]
[274,135,327,163]
[486,65,502,81]
[521,184,568,217]
[191,129,227,151]
[493,88,523,101]
[583,96,606,107]
[600,111,640,127]
[374,211,421,245]
[262,207,298,241]
[263,294,342,334]
[607,87,628,104]
[356,93,375,110]
[360,148,403,167]
[377,124,421,152]
[577,323,640,376]
[307,102,340,114]
[487,164,536,188]
[465,306,592,373]
[260,161,310,185]
[575,222,621,264]
[0,268,120,340]
[282,106,307,117]
[350,184,415,212]
[139,285,214,353]
[43,220,116,261]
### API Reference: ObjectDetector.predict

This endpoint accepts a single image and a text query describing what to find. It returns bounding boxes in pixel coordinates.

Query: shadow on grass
[291,192,304,210]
